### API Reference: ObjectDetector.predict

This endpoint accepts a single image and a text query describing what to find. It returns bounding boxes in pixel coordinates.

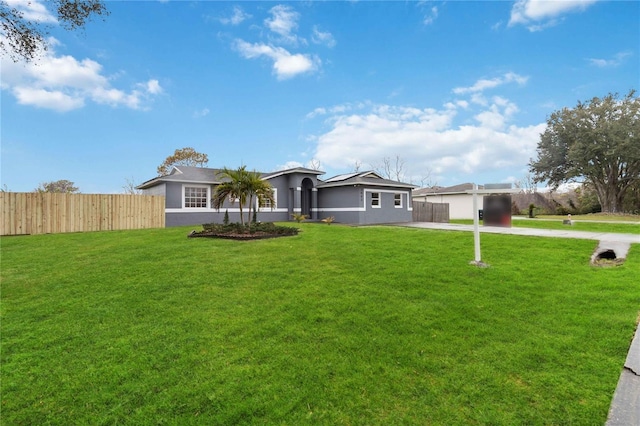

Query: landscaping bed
[188,222,300,240]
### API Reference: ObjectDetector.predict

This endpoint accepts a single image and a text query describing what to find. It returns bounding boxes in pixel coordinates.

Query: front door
[301,178,313,218]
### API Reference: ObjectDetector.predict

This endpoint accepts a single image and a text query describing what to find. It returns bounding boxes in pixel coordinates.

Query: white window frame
[183,185,210,209]
[371,192,381,208]
[258,188,277,211]
[394,193,403,208]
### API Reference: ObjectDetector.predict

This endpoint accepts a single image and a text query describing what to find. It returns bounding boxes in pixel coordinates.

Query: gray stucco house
[137,166,415,226]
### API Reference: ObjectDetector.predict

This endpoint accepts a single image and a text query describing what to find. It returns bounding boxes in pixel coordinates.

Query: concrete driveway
[399,222,640,244]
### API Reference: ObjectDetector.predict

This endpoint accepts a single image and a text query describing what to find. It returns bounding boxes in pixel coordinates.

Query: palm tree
[245,170,275,224]
[212,166,250,225]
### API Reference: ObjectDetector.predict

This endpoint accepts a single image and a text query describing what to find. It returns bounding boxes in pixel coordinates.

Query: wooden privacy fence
[412,201,449,223]
[1,192,165,236]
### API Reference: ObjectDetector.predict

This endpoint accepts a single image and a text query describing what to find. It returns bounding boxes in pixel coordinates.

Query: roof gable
[318,171,415,189]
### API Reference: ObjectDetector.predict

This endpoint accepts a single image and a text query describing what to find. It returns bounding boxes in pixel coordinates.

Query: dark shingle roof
[317,171,416,189]
[136,166,325,189]
[413,183,484,196]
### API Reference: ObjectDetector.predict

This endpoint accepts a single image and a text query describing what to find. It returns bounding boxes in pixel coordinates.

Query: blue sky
[1,0,638,193]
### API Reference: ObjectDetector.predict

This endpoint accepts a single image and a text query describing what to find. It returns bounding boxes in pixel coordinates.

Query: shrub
[196,222,299,238]
[223,210,229,225]
[291,213,308,223]
[321,216,335,225]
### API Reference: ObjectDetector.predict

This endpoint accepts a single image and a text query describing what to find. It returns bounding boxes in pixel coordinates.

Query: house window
[371,192,380,208]
[184,186,208,208]
[259,189,277,210]
[394,193,402,208]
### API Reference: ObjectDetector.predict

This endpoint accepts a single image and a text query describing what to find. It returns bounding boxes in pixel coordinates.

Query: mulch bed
[188,230,296,240]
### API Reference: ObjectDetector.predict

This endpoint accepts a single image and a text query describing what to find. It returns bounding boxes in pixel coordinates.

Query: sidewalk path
[395,221,639,425]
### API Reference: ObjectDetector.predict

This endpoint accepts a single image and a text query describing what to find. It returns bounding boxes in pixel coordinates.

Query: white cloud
[234,39,319,80]
[219,6,251,25]
[5,0,57,23]
[311,26,336,48]
[0,38,162,112]
[12,87,84,112]
[193,108,210,118]
[453,72,529,95]
[264,5,300,44]
[588,51,632,68]
[308,93,546,182]
[509,0,599,31]
[145,79,163,94]
[276,161,304,171]
[423,6,438,25]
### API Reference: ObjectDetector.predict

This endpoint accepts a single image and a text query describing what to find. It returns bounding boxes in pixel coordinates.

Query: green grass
[2,224,639,425]
[453,218,640,234]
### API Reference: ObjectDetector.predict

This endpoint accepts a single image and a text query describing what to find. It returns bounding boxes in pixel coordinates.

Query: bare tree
[122,177,142,194]
[352,160,362,173]
[308,159,322,171]
[372,155,406,181]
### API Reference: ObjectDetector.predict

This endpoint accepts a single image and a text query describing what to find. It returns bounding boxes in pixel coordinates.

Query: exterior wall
[141,183,166,197]
[162,176,296,227]
[152,172,413,226]
[318,186,413,224]
[415,193,485,219]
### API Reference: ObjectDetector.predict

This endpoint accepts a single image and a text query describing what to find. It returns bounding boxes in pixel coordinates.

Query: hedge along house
[136,166,415,226]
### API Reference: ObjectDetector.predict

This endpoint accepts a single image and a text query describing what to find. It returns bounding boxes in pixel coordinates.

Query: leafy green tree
[1,0,108,62]
[35,180,79,193]
[530,90,640,213]
[157,147,209,176]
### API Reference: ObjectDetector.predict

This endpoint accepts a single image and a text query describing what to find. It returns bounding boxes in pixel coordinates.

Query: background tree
[1,0,108,62]
[530,90,639,213]
[122,177,142,194]
[372,155,406,182]
[307,159,322,171]
[157,147,209,176]
[35,180,79,193]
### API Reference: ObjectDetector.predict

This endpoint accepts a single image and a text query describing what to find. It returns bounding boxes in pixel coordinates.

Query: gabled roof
[136,165,325,189]
[413,183,484,196]
[136,166,223,189]
[261,167,325,180]
[317,171,416,189]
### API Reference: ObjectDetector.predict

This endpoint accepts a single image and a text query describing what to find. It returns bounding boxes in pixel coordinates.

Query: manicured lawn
[453,218,640,234]
[2,224,639,424]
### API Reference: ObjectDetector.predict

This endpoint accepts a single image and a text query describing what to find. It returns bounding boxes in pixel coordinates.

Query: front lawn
[1,224,638,424]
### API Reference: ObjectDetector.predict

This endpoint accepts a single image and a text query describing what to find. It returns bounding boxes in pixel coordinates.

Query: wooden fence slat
[412,201,449,223]
[0,193,165,235]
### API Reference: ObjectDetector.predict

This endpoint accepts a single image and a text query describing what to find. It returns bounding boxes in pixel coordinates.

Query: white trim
[394,193,403,208]
[370,191,381,209]
[257,188,277,212]
[317,207,366,212]
[364,189,412,211]
[167,207,290,214]
[182,184,210,209]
